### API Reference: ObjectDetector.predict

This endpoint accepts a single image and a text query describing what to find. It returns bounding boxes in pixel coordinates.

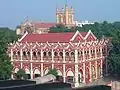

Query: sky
[0,0,120,29]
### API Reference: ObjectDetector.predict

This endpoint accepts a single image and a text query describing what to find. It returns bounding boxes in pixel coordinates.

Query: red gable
[19,30,97,43]
[32,22,56,28]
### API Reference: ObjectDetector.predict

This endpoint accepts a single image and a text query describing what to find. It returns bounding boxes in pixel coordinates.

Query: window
[71,52,74,56]
[48,52,52,56]
[54,52,58,56]
[66,52,69,56]
[37,52,41,56]
[27,52,30,56]
[33,52,36,57]
[59,52,63,57]
[43,52,46,57]
[13,51,16,55]
[23,51,26,56]
[17,51,20,56]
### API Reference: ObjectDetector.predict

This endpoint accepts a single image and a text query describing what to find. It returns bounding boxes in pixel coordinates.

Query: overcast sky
[0,0,120,29]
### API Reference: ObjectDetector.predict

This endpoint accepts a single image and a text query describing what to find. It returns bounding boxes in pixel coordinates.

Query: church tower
[56,0,75,27]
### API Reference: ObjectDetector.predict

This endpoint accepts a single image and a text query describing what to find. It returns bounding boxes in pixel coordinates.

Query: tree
[16,69,28,80]
[47,68,58,77]
[0,32,12,80]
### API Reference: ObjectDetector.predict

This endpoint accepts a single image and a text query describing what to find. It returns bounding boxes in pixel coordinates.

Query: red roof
[20,32,88,43]
[32,22,56,28]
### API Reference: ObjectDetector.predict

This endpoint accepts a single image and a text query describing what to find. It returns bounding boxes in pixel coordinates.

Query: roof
[19,30,97,43]
[32,22,56,28]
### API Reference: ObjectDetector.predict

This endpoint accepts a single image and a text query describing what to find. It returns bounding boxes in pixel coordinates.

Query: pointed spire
[66,0,68,7]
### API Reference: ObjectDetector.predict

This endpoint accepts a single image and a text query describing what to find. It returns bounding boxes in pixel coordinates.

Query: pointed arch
[67,71,74,76]
[57,70,62,76]
[34,69,40,74]
[25,68,30,74]
[14,68,19,73]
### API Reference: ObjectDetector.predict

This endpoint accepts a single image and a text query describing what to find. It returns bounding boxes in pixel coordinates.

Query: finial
[66,0,68,7]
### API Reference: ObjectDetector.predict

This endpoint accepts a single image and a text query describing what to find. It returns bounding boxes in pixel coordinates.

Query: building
[74,21,94,27]
[16,19,56,35]
[16,0,76,35]
[56,0,75,27]
[8,30,109,87]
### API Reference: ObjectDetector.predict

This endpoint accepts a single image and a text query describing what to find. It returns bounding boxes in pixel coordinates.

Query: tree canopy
[0,28,18,80]
[47,68,58,77]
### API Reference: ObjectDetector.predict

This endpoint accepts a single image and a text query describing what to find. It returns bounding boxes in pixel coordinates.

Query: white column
[82,49,86,83]
[41,49,44,76]
[74,49,79,87]
[63,49,66,82]
[101,59,103,78]
[52,49,54,69]
[30,49,33,79]
[89,62,92,82]
[95,60,98,79]
[100,47,103,58]
[20,49,23,69]
[95,47,97,59]
[11,49,13,62]
[41,63,44,76]
[30,63,33,79]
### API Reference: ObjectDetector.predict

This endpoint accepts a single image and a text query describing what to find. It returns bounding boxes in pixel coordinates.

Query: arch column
[82,49,86,83]
[41,49,44,76]
[30,49,33,79]
[11,49,14,79]
[63,49,66,82]
[52,49,54,69]
[89,48,92,82]
[74,49,79,87]
[100,46,103,77]
[20,49,23,69]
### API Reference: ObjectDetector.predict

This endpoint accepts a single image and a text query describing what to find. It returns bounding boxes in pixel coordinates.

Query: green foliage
[47,68,58,77]
[50,21,120,77]
[16,69,28,80]
[0,31,12,80]
[0,28,18,80]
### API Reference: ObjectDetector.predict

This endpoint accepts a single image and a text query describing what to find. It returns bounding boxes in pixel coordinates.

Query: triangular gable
[84,30,97,41]
[70,30,84,42]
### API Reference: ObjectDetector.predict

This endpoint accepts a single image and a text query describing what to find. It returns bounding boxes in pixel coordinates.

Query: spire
[65,0,68,7]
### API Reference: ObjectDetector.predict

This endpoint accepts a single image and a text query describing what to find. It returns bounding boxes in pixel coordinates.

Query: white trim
[84,30,97,40]
[70,30,83,41]
[18,32,28,42]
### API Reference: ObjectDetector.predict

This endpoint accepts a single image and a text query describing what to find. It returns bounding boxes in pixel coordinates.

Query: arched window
[23,51,26,56]
[13,51,16,55]
[33,52,36,57]
[54,52,58,56]
[17,51,20,56]
[65,52,69,56]
[37,52,41,56]
[43,52,46,57]
[27,52,30,56]
[71,52,74,56]
[48,52,52,56]
[59,52,63,57]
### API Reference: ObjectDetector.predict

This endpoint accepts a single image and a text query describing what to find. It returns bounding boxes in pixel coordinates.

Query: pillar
[30,49,33,79]
[30,63,33,79]
[20,49,23,69]
[74,49,79,87]
[82,49,86,83]
[63,49,66,82]
[11,49,13,62]
[89,62,92,82]
[95,60,98,79]
[52,49,54,69]
[41,49,44,76]
[101,59,103,78]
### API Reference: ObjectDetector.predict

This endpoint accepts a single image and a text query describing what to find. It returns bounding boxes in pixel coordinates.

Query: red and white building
[8,30,109,87]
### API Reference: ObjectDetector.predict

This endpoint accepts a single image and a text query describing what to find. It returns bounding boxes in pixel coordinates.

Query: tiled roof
[32,22,56,28]
[21,32,75,43]
[19,30,96,43]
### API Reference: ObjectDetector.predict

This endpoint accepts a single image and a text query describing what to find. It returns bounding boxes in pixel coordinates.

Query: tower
[56,0,74,27]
